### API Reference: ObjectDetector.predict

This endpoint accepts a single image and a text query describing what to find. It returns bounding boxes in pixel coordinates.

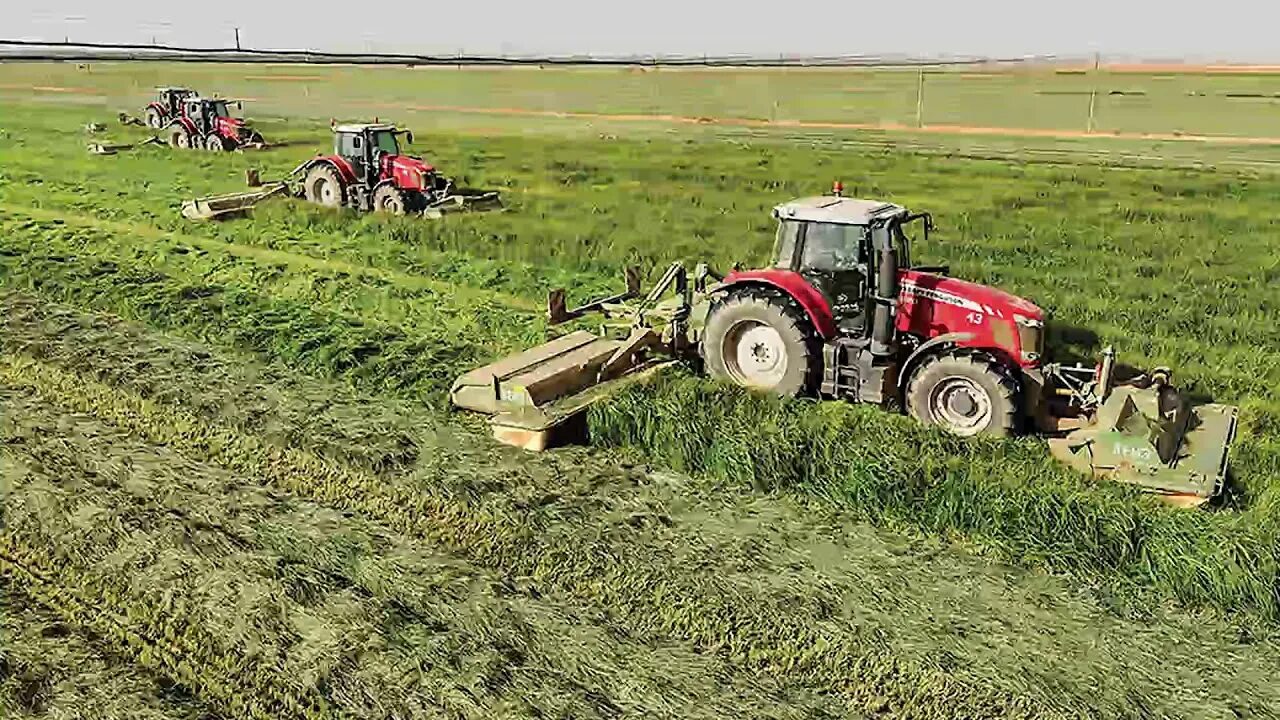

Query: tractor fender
[294,156,358,185]
[714,270,837,339]
[896,332,977,394]
[146,102,169,117]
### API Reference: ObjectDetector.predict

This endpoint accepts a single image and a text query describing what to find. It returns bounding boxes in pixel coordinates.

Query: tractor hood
[386,155,437,190]
[391,155,435,173]
[899,270,1043,321]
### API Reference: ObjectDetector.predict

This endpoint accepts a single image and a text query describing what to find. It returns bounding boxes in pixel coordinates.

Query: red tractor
[165,96,265,151]
[143,87,196,129]
[293,123,498,215]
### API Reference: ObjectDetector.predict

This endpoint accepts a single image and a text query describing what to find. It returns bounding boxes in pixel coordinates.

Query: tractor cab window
[773,220,802,268]
[800,222,864,272]
[371,130,400,155]
[338,133,362,157]
[209,101,232,118]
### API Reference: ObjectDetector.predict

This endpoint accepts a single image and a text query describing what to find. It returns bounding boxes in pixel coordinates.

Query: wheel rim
[722,320,788,389]
[315,178,338,205]
[928,377,993,436]
[177,134,189,148]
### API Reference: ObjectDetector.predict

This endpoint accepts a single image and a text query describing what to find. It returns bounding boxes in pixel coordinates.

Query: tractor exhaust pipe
[871,237,898,357]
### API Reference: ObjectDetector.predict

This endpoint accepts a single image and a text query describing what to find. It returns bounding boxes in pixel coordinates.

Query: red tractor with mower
[293,122,499,215]
[452,184,1238,506]
[165,96,265,152]
[143,87,196,129]
[180,122,501,221]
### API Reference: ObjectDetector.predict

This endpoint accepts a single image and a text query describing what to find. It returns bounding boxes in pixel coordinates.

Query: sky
[11,1,1280,61]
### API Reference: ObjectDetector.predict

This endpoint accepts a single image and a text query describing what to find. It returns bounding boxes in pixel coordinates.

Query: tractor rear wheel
[145,108,163,129]
[167,125,192,149]
[906,353,1018,437]
[204,134,228,152]
[372,184,409,215]
[701,287,820,396]
[304,164,346,208]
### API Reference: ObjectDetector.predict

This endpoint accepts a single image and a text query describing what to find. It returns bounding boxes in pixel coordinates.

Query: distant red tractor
[293,123,496,214]
[165,96,265,152]
[143,87,196,129]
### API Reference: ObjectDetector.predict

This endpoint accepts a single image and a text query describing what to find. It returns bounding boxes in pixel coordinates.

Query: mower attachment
[421,189,504,219]
[1048,377,1238,507]
[181,182,291,221]
[451,328,670,451]
[87,136,162,155]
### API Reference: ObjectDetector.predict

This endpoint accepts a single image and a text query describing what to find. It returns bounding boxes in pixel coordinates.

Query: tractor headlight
[1015,315,1044,364]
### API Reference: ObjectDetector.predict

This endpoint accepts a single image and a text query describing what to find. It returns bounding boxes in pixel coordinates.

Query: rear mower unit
[452,187,1237,506]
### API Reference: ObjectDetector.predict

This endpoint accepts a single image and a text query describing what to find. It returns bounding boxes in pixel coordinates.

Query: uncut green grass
[8,294,1280,719]
[9,60,1280,137]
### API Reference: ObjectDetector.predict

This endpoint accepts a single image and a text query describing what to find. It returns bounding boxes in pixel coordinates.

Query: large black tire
[701,287,820,396]
[204,134,228,152]
[304,164,346,208]
[167,124,192,149]
[372,184,409,215]
[145,107,164,129]
[906,353,1018,437]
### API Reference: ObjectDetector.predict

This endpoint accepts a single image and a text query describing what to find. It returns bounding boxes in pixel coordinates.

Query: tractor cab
[769,190,932,336]
[333,124,413,183]
[181,97,241,132]
[157,87,195,115]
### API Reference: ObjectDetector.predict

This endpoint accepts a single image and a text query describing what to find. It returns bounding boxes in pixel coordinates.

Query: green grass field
[3,62,1280,719]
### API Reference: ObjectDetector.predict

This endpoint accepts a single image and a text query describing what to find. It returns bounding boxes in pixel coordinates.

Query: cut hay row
[0,214,544,407]
[10,347,1280,719]
[0,583,207,720]
[1,384,835,720]
[1,290,425,475]
[0,354,1049,720]
[0,486,332,719]
[590,371,1280,620]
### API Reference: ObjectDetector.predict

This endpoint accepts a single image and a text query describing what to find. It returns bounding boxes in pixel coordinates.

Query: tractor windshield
[801,222,864,271]
[372,130,400,155]
[209,101,232,118]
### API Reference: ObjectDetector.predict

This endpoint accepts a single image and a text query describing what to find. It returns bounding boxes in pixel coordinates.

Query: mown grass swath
[0,582,208,720]
[4,381,856,720]
[8,297,1280,719]
[0,213,544,407]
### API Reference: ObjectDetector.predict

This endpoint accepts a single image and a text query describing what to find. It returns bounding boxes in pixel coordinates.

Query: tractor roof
[156,87,193,92]
[773,196,906,225]
[334,123,398,133]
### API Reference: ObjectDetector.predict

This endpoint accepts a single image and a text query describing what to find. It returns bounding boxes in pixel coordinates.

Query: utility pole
[1086,51,1100,133]
[915,66,926,128]
[234,27,241,50]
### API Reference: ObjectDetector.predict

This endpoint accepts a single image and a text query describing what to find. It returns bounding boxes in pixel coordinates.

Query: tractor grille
[1016,316,1045,364]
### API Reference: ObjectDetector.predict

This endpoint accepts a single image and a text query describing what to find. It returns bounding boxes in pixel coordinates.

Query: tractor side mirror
[405,131,414,145]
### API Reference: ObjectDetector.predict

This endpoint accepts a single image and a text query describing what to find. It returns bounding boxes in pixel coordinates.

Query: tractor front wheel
[372,184,409,215]
[167,125,192,149]
[204,134,228,152]
[145,108,163,129]
[304,164,346,208]
[701,287,820,396]
[906,353,1018,437]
